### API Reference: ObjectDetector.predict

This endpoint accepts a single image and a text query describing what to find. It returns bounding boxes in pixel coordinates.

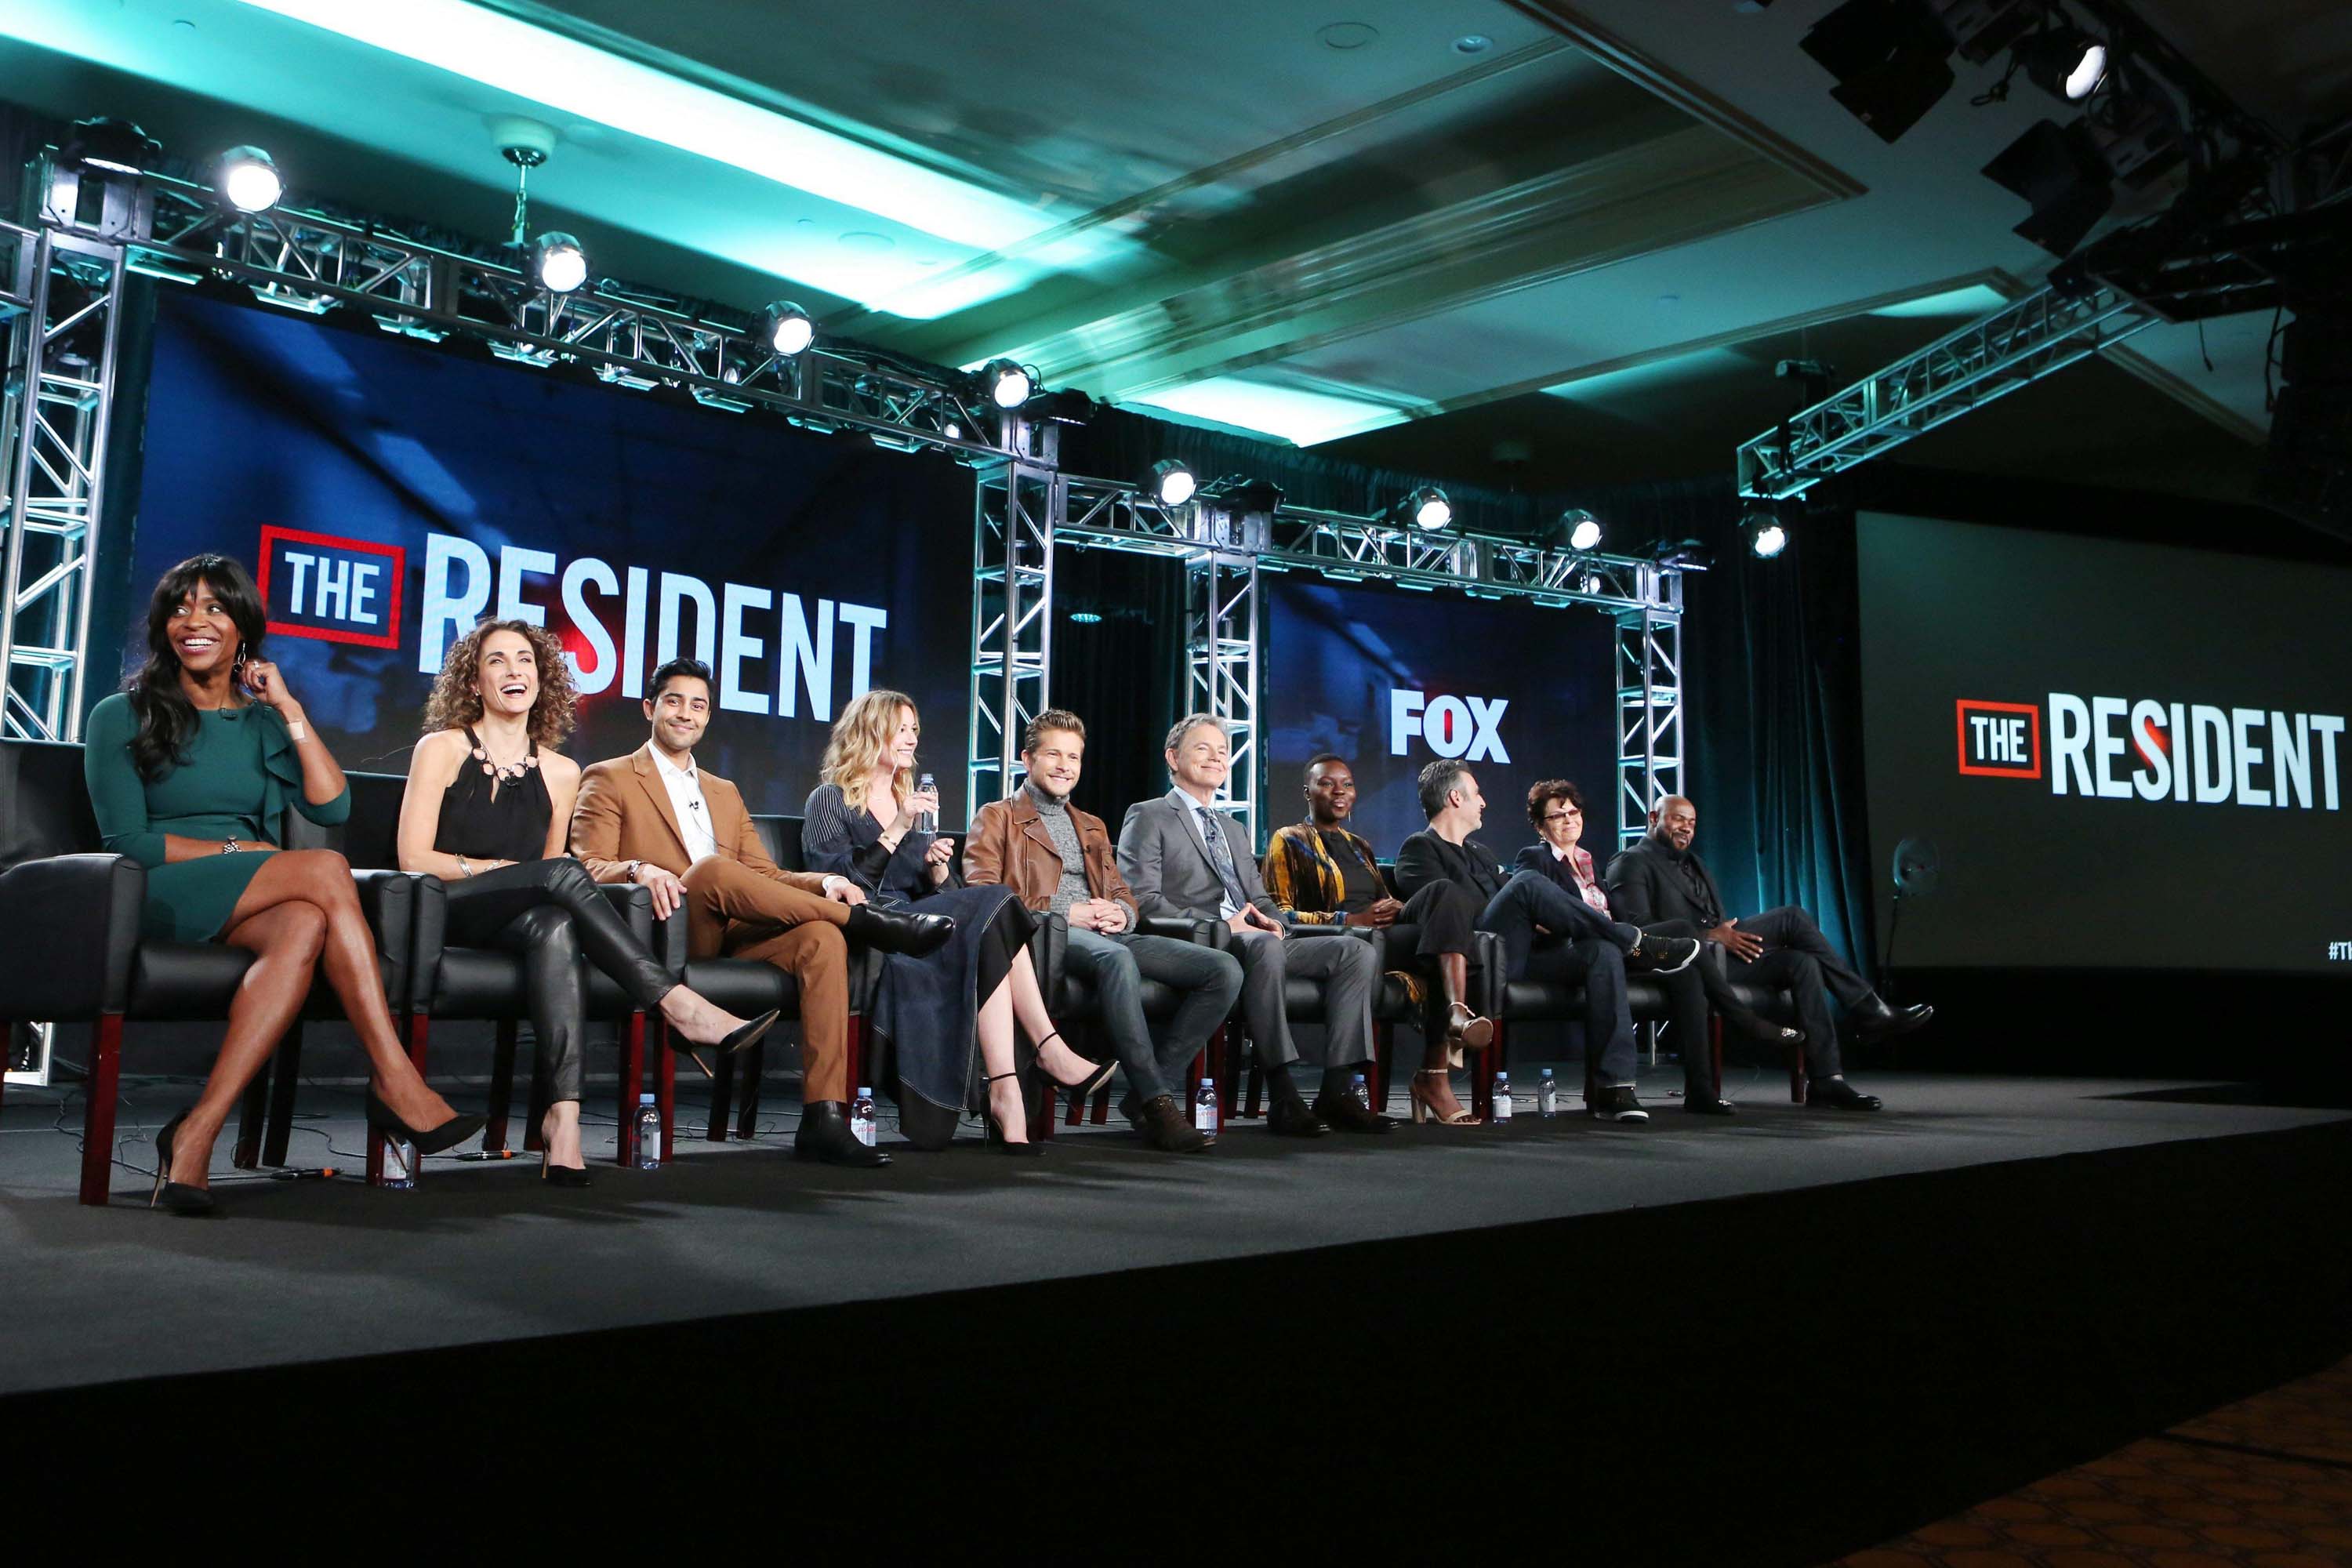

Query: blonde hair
[822,688,916,810]
[423,619,578,747]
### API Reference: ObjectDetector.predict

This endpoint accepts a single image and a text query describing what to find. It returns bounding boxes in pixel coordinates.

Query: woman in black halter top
[397,620,775,1183]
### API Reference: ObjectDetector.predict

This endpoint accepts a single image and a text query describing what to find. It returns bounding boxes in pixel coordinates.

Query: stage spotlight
[531,231,588,293]
[63,116,162,175]
[1201,474,1285,514]
[1744,506,1789,558]
[1023,387,1098,426]
[980,358,1035,410]
[2015,25,2107,101]
[1798,0,1955,144]
[1146,459,1196,507]
[1559,510,1602,551]
[1983,118,2114,256]
[1386,485,1451,530]
[757,300,814,355]
[214,146,282,212]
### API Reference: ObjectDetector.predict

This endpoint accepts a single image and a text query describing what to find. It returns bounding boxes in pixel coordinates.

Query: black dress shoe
[1267,1095,1330,1138]
[1682,1095,1737,1116]
[794,1100,891,1167]
[1310,1092,1396,1134]
[1586,1084,1651,1123]
[1853,999,1933,1044]
[844,904,956,957]
[1809,1076,1882,1110]
[1136,1094,1212,1153]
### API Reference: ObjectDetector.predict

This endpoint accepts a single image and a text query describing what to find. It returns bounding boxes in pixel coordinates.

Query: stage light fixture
[214,146,282,212]
[63,116,162,175]
[1983,118,2114,256]
[531,231,588,292]
[1559,510,1602,551]
[980,358,1035,410]
[1744,506,1789,558]
[1022,388,1098,426]
[1201,475,1286,514]
[1385,485,1452,530]
[1146,459,1196,507]
[1799,0,1956,143]
[757,300,814,355]
[2015,25,2107,101]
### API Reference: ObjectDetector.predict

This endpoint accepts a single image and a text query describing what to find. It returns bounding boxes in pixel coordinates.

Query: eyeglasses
[1541,811,1579,823]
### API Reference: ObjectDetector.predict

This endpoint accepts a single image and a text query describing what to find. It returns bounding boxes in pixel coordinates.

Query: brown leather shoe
[1136,1094,1212,1153]
[1311,1091,1396,1134]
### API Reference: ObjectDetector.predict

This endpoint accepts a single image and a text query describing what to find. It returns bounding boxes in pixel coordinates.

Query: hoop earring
[230,644,247,683]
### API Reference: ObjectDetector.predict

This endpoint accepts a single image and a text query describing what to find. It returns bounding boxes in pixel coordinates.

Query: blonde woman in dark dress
[84,555,482,1215]
[396,620,776,1183]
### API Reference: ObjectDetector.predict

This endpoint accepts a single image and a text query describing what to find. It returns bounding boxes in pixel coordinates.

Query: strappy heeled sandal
[1035,1029,1116,1102]
[1408,1069,1483,1127]
[982,1069,1044,1156]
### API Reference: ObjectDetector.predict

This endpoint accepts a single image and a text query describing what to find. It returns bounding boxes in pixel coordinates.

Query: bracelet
[456,855,474,878]
[220,838,240,855]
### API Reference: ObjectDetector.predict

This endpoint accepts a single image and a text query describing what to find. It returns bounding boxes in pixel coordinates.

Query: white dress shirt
[655,750,720,864]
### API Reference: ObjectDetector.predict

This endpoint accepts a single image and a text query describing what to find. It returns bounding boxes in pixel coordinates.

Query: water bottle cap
[1352,1073,1366,1083]
[1200,1078,1214,1088]
[857,1087,873,1098]
[1541,1068,1554,1077]
[1496,1072,1509,1082]
[637,1092,655,1105]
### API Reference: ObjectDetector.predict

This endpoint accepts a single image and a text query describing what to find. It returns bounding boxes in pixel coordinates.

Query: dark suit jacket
[1392,829,1506,905]
[1512,842,1585,904]
[1602,836,1728,930]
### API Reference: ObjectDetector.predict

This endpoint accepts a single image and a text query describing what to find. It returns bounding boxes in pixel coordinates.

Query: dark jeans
[441,857,673,1108]
[1477,870,1642,1087]
[1723,906,1873,1080]
[1634,917,1715,1098]
[1063,927,1243,1102]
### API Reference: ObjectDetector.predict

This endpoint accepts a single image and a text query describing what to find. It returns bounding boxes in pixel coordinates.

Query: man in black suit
[1393,760,1697,1123]
[1605,796,1932,1111]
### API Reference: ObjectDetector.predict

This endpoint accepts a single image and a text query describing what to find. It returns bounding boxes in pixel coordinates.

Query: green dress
[83,691,352,942]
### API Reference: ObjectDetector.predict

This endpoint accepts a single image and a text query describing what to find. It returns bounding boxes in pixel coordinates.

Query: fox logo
[1390,690,1509,763]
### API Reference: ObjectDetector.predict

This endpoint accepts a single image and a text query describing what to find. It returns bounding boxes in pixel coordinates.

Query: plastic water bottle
[381,1134,416,1190]
[851,1086,878,1148]
[1539,1069,1559,1119]
[1194,1077,1220,1135]
[913,771,938,835]
[633,1092,661,1171]
[1494,1071,1515,1123]
[1352,1072,1371,1112]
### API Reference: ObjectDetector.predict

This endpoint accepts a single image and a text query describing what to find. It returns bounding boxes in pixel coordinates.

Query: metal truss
[0,206,128,742]
[1613,603,1683,849]
[1736,283,2158,500]
[1184,552,1262,848]
[967,461,1056,813]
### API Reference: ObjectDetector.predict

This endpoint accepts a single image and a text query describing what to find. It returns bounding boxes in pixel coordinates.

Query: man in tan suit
[570,657,951,1167]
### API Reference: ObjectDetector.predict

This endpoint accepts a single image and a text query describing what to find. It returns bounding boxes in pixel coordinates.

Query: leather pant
[441,857,673,1107]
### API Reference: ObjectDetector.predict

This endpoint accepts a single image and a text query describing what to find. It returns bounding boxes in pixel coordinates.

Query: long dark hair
[125,554,267,782]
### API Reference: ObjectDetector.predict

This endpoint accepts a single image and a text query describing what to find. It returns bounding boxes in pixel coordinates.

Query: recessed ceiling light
[1317,21,1379,49]
[1452,34,1492,54]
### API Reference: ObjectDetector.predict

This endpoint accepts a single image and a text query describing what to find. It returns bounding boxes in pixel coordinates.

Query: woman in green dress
[85,554,483,1214]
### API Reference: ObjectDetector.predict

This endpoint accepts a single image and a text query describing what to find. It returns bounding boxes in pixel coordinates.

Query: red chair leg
[846,1014,867,1102]
[231,1064,267,1170]
[261,1022,303,1167]
[1789,1036,1806,1105]
[707,1046,738,1143]
[1090,1083,1111,1124]
[1472,1023,1497,1120]
[484,1018,518,1154]
[1207,1026,1230,1125]
[1062,1079,1083,1126]
[1243,1042,1264,1120]
[78,1013,123,1206]
[652,1015,674,1151]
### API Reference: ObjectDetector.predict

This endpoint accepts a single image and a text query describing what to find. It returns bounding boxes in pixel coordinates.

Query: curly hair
[423,618,579,747]
[822,687,917,809]
[1526,778,1585,829]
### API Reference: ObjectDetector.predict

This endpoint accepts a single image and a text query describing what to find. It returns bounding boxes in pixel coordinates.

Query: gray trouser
[1230,927,1377,1070]
[1063,927,1243,1103]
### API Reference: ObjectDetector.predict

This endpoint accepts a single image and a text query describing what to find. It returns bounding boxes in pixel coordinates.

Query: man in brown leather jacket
[964,709,1242,1153]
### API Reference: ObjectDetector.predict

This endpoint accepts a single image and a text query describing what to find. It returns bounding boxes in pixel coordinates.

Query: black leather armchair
[0,740,416,1204]
[1043,912,1221,1134]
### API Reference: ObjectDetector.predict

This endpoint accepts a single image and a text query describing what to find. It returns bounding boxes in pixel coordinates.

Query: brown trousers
[681,858,854,1104]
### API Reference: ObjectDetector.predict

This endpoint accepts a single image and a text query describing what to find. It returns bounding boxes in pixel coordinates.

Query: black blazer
[1603,837,1727,930]
[1512,842,1584,902]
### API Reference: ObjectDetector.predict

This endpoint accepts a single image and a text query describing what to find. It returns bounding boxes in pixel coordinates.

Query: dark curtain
[1682,500,1878,975]
[1046,542,1187,827]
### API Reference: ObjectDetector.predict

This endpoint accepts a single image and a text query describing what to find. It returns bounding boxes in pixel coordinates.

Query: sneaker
[1631,933,1701,972]
[1588,1084,1651,1122]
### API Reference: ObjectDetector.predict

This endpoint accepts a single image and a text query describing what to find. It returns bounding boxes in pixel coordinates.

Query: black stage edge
[14,1117,2350,1560]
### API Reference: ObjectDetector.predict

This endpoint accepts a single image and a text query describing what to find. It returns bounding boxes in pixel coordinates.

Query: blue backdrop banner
[125,292,977,820]
[1262,578,1617,861]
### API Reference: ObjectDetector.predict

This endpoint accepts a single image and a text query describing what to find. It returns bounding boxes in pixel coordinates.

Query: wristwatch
[624,860,643,884]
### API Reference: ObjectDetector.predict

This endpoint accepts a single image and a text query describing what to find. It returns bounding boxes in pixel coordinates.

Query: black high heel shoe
[981,1069,1044,1156]
[150,1111,217,1217]
[540,1152,593,1188]
[715,1008,781,1056]
[364,1084,488,1156]
[1035,1030,1116,1103]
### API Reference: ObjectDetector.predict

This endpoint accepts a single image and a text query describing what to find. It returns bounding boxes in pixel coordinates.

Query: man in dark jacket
[1605,796,1932,1110]
[1393,760,1697,1123]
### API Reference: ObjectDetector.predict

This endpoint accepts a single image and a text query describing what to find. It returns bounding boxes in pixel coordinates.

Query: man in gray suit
[1117,713,1392,1137]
